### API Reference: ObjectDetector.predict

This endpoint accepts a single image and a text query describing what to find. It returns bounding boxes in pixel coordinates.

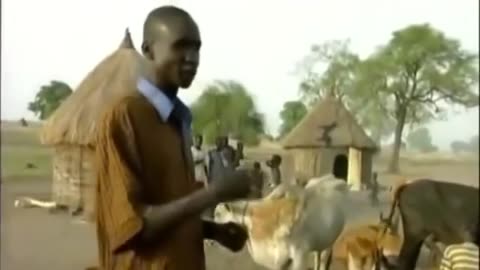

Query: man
[191,134,208,185]
[250,162,264,198]
[222,137,237,170]
[207,136,233,185]
[93,6,255,270]
[234,141,244,167]
[266,154,282,187]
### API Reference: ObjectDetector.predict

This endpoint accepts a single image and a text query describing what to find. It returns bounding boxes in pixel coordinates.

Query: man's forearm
[141,188,218,242]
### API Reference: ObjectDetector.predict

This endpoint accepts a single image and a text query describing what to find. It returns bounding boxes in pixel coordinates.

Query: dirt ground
[1,123,478,270]
[2,160,478,270]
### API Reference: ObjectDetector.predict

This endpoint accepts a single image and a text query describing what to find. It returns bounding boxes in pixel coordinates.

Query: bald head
[141,6,201,90]
[143,6,192,43]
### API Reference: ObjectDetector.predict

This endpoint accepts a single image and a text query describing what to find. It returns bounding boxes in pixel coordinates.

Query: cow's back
[289,185,347,252]
[399,179,479,245]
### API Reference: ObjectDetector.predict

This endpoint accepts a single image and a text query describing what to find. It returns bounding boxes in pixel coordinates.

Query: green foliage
[298,40,360,105]
[353,24,478,172]
[1,125,52,180]
[406,127,436,152]
[191,80,265,145]
[298,40,395,144]
[469,135,479,153]
[451,134,479,153]
[28,80,73,120]
[278,100,307,137]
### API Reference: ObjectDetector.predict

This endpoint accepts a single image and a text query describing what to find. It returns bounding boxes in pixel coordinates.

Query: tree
[451,140,469,153]
[278,100,307,137]
[354,24,479,172]
[297,40,395,144]
[298,40,360,105]
[406,127,436,152]
[28,80,73,120]
[191,80,265,145]
[469,134,479,153]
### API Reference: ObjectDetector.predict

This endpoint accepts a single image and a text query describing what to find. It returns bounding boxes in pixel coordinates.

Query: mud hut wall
[361,151,373,187]
[51,145,82,209]
[51,145,95,218]
[318,147,349,177]
[80,147,95,221]
[347,147,362,190]
[287,149,322,180]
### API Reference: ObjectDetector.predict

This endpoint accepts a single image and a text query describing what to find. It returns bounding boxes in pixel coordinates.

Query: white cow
[214,174,350,270]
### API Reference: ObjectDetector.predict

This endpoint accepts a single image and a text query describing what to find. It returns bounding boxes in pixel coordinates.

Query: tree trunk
[388,107,407,173]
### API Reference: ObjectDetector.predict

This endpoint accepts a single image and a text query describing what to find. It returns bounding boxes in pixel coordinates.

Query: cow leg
[290,250,309,270]
[396,233,424,270]
[318,249,332,270]
[313,251,320,270]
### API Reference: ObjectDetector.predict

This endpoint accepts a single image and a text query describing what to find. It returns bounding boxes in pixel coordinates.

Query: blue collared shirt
[137,77,192,125]
[137,77,194,166]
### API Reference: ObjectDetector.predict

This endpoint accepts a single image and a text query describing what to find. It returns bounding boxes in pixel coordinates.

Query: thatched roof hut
[40,29,142,220]
[282,95,377,190]
[41,29,140,146]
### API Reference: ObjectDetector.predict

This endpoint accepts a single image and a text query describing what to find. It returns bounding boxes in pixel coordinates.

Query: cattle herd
[13,159,479,270]
[214,173,479,270]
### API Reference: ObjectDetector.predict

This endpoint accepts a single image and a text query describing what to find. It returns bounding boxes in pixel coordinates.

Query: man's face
[143,17,201,88]
[194,136,203,147]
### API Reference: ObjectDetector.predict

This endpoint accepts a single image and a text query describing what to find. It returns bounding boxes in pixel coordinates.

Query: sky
[1,0,479,149]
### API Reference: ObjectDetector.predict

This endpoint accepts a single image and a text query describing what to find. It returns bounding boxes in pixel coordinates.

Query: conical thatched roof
[282,95,377,150]
[40,29,142,146]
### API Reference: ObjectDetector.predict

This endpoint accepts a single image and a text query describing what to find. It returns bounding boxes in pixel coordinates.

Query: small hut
[40,29,142,220]
[282,95,377,190]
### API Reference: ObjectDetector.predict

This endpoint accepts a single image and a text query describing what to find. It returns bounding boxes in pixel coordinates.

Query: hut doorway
[332,154,348,181]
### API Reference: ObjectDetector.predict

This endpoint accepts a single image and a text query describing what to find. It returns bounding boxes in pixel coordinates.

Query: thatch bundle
[40,29,142,146]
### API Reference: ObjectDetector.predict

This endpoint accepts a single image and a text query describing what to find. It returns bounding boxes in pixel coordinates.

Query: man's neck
[142,61,179,100]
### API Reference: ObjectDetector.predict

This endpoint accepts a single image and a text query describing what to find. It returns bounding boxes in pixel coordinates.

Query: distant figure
[207,136,232,185]
[205,136,233,219]
[222,137,237,169]
[191,134,208,185]
[369,172,380,206]
[234,141,245,167]
[250,162,264,198]
[266,154,282,187]
[19,118,28,127]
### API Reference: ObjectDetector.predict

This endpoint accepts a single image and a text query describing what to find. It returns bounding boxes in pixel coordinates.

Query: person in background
[205,136,232,219]
[266,154,282,187]
[191,134,208,185]
[222,136,237,170]
[369,172,380,206]
[250,162,264,198]
[234,141,245,168]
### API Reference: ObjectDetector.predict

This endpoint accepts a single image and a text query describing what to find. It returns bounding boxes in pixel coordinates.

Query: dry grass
[1,122,52,180]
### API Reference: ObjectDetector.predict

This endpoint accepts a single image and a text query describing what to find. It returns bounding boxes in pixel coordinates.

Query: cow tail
[382,181,408,235]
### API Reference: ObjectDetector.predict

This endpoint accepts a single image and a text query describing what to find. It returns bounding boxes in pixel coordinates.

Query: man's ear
[141,41,154,60]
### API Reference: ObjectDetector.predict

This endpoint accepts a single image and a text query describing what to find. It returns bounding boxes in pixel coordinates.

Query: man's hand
[210,169,260,203]
[205,221,247,252]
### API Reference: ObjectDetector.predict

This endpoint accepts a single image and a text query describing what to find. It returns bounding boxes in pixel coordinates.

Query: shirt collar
[137,77,192,124]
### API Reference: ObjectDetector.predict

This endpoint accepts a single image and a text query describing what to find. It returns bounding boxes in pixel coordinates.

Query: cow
[332,215,402,270]
[379,179,479,270]
[214,174,350,270]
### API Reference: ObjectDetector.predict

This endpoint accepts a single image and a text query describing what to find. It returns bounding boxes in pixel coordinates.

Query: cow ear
[224,203,231,212]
